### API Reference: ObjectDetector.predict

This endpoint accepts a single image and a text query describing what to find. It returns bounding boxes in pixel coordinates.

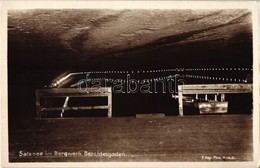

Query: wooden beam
[178,85,184,116]
[40,93,111,98]
[41,105,109,112]
[221,94,225,102]
[181,84,252,95]
[136,113,165,118]
[108,93,112,118]
[38,87,111,94]
[198,101,228,114]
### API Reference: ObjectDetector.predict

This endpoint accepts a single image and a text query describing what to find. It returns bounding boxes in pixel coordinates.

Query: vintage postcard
[0,1,259,168]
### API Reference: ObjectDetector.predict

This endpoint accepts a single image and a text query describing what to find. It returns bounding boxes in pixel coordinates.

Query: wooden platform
[177,84,252,116]
[9,115,252,162]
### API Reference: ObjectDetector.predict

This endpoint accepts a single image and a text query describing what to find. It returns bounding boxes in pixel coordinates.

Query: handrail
[35,87,112,119]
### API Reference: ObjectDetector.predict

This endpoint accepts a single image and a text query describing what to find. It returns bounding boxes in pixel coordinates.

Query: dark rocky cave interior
[8,9,253,125]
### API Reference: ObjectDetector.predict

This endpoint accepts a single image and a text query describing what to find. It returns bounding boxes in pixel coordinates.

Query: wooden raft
[177,84,252,116]
[35,87,112,119]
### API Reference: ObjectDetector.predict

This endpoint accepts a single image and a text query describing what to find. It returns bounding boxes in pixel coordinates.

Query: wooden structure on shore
[35,87,112,119]
[177,84,253,116]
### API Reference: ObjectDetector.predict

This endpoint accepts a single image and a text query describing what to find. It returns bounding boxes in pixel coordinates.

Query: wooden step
[136,113,165,118]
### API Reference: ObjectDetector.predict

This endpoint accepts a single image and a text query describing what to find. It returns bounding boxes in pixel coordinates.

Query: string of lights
[77,74,248,83]
[184,74,248,83]
[51,67,252,87]
[88,67,252,74]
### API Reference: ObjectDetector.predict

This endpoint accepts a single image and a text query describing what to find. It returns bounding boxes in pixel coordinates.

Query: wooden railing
[177,84,252,116]
[35,87,112,119]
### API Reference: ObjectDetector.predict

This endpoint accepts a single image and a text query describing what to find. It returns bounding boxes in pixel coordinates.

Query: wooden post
[214,94,217,101]
[178,85,184,116]
[61,96,70,118]
[221,94,225,102]
[107,88,112,118]
[35,90,41,120]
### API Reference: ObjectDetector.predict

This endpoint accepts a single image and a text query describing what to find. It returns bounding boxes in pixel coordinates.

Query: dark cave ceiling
[8,9,252,70]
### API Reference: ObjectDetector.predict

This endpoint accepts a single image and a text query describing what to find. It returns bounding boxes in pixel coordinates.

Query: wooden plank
[181,84,252,94]
[108,94,112,118]
[41,105,109,112]
[178,85,184,116]
[40,93,110,98]
[221,94,225,102]
[136,113,165,118]
[181,84,252,90]
[38,87,111,94]
[198,101,228,114]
